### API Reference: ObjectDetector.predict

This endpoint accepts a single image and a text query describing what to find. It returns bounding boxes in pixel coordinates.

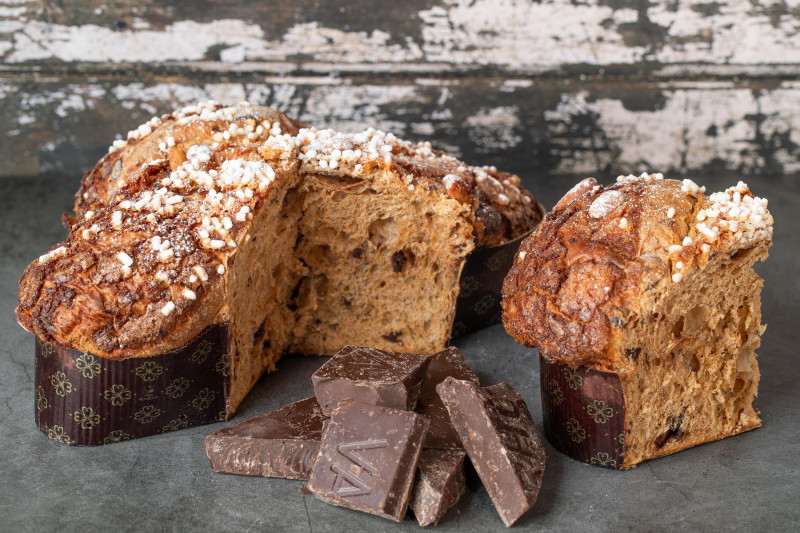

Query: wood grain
[2,1,800,180]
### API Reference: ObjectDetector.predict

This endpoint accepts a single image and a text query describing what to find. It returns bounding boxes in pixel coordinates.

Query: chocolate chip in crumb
[383,331,402,344]
[626,347,642,361]
[351,247,363,259]
[392,251,407,273]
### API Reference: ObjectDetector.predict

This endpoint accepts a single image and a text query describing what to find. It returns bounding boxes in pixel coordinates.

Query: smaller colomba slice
[16,144,298,359]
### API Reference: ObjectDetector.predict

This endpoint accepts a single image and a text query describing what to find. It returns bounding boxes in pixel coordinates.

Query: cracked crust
[73,102,306,224]
[502,174,773,368]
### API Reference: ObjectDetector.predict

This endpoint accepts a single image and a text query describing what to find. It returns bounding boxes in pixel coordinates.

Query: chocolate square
[307,401,429,522]
[436,378,546,527]
[409,448,467,526]
[204,396,327,480]
[415,347,480,449]
[311,345,432,416]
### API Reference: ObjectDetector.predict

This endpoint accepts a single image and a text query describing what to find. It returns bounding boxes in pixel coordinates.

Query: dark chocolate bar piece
[204,397,327,480]
[409,449,467,527]
[436,379,546,527]
[307,401,429,522]
[415,347,480,449]
[311,345,432,416]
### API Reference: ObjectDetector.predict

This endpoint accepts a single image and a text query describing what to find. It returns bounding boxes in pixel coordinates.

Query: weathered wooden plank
[3,77,799,180]
[2,0,800,75]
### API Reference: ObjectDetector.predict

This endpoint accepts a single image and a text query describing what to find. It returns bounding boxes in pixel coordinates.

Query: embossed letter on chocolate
[307,401,429,521]
[204,397,327,480]
[437,378,546,527]
[311,345,433,416]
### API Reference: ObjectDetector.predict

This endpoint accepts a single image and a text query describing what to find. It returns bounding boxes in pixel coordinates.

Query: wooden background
[2,0,800,182]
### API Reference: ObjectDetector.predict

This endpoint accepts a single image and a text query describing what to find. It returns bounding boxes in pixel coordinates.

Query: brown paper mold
[539,356,627,469]
[35,326,230,446]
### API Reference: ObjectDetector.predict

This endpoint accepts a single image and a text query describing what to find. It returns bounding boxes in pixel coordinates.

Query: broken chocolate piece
[409,449,467,527]
[415,347,480,449]
[204,397,327,480]
[436,379,546,527]
[311,345,432,416]
[307,401,429,522]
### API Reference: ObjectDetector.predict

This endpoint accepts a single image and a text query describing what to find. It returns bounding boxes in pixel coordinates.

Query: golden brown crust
[502,174,773,368]
[73,102,305,220]
[73,103,539,248]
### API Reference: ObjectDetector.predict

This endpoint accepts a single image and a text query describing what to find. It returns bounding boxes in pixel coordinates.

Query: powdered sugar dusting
[588,190,625,219]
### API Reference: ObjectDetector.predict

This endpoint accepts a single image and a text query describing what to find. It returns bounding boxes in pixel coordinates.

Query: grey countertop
[1,174,798,532]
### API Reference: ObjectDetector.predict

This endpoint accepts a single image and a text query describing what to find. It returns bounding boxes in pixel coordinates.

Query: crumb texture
[619,242,766,467]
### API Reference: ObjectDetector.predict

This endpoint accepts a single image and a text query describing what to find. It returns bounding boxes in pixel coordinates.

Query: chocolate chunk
[415,347,480,449]
[204,397,327,480]
[312,345,432,416]
[307,401,429,522]
[436,379,546,527]
[391,251,407,272]
[409,449,467,526]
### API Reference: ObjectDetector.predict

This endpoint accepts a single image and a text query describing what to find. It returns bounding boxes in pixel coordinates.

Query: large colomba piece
[18,101,546,447]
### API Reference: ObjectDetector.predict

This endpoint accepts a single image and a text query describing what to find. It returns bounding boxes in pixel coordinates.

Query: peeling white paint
[544,88,800,175]
[466,106,522,153]
[4,78,800,178]
[3,1,800,69]
[649,0,800,64]
[419,1,641,68]
[110,84,209,108]
[301,85,419,133]
[6,19,266,63]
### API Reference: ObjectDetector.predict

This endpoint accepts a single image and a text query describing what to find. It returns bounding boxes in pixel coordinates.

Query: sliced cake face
[503,173,773,468]
[618,239,767,466]
[289,168,473,355]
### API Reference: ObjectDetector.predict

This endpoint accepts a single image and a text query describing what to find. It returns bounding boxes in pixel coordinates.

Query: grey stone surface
[1,174,798,532]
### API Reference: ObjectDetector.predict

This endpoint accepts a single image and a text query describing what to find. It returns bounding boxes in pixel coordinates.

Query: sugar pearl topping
[659,178,772,282]
[38,246,67,263]
[107,100,283,154]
